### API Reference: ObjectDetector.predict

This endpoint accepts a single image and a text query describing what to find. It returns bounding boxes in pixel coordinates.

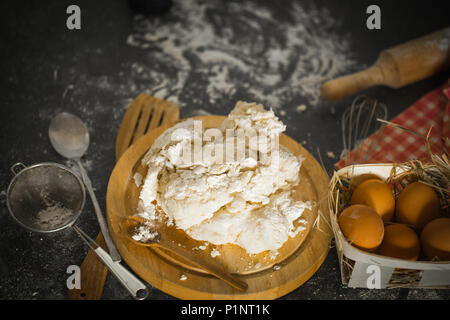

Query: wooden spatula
[67,93,180,300]
[115,94,179,160]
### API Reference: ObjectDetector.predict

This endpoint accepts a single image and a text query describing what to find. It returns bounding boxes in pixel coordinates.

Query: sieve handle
[93,247,149,300]
[72,225,149,300]
[75,159,122,263]
[10,163,26,175]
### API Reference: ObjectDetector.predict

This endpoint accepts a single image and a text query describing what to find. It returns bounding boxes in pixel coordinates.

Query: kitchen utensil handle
[320,65,384,102]
[10,162,26,175]
[76,159,122,262]
[72,225,149,300]
[157,241,248,292]
[67,232,109,300]
[93,248,149,300]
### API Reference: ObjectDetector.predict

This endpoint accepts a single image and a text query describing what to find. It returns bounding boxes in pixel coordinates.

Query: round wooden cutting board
[106,115,332,299]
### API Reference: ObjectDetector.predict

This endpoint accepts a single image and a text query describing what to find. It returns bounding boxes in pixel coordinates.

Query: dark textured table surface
[1,0,449,300]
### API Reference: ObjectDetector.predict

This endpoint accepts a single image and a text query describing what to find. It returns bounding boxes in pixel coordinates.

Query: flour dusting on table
[126,0,358,108]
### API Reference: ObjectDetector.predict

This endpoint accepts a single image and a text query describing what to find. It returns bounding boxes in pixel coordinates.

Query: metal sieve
[6,162,149,300]
[6,162,85,233]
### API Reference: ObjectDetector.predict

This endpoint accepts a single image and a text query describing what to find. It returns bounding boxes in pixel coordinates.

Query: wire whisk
[341,95,388,165]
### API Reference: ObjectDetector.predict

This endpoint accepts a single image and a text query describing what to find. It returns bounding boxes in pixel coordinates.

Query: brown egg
[421,218,450,261]
[351,178,395,222]
[339,204,384,252]
[376,224,420,260]
[350,174,383,187]
[395,181,441,230]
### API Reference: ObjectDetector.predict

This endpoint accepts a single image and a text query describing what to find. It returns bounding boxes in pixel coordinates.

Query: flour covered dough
[138,101,310,254]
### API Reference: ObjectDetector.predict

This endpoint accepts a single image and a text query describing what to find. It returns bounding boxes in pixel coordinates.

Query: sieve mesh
[6,163,85,233]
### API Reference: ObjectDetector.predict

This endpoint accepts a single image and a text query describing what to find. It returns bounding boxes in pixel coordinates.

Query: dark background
[0,0,449,300]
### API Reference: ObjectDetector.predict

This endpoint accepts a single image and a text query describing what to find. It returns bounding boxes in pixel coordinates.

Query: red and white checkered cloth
[336,78,450,169]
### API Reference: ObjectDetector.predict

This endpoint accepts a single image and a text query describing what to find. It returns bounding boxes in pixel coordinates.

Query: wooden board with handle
[106,115,333,299]
[67,94,179,300]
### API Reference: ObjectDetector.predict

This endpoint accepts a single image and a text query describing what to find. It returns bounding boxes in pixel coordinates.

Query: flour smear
[126,0,359,108]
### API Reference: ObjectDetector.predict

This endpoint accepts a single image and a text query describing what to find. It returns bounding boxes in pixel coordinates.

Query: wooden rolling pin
[321,27,450,102]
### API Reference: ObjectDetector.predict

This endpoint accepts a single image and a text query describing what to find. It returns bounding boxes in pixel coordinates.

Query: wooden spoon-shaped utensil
[119,216,248,292]
[67,94,180,300]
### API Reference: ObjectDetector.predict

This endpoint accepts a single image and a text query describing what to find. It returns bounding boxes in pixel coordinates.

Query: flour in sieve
[35,203,73,230]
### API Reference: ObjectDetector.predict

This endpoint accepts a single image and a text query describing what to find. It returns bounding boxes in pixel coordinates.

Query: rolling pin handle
[321,65,384,102]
